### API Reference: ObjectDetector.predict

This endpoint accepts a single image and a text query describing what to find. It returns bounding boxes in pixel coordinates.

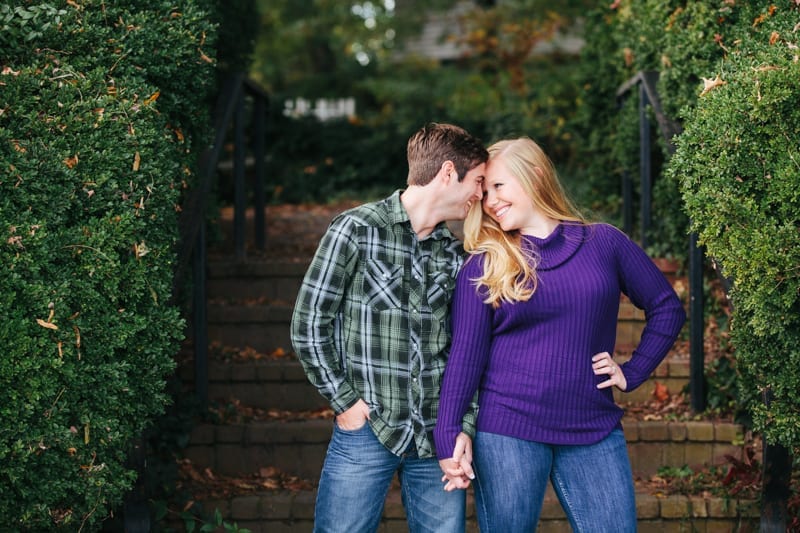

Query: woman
[434,137,686,532]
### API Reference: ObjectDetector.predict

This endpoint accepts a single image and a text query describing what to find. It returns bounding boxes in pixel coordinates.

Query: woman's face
[482,157,537,233]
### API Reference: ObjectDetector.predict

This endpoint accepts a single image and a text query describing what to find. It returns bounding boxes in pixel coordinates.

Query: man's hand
[438,432,474,491]
[335,399,370,430]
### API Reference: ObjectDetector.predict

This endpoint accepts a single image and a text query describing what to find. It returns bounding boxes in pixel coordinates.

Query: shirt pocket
[427,271,455,322]
[362,259,404,311]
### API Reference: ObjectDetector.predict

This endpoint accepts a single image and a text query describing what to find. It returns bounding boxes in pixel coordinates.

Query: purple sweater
[434,223,686,458]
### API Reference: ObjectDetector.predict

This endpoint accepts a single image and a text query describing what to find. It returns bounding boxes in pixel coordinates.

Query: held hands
[592,351,627,391]
[335,399,370,430]
[438,432,474,491]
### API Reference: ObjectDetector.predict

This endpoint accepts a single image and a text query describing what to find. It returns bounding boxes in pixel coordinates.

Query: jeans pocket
[334,418,370,434]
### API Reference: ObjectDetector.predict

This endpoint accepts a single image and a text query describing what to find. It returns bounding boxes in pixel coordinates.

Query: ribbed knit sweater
[434,223,686,459]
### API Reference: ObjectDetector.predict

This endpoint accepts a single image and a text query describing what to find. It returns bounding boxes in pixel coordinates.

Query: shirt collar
[388,189,456,241]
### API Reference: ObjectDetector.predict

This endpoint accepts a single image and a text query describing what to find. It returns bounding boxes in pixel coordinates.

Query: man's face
[450,162,486,220]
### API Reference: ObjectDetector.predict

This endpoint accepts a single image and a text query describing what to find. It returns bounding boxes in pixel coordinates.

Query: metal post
[233,89,247,261]
[122,436,150,532]
[689,232,705,412]
[253,95,266,251]
[192,223,208,409]
[638,83,651,250]
[622,169,633,237]
[760,389,791,531]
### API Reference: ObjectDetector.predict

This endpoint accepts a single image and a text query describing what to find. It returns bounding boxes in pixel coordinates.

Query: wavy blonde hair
[464,137,586,307]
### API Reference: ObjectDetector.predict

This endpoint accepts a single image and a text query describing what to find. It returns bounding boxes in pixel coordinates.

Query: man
[291,123,488,532]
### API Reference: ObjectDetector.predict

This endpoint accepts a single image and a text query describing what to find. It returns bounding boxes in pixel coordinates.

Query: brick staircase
[176,213,758,532]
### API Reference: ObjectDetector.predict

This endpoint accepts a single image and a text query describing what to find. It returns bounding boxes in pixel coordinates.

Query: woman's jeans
[473,429,636,533]
[313,422,466,533]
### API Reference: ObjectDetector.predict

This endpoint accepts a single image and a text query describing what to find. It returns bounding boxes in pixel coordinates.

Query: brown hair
[406,123,488,186]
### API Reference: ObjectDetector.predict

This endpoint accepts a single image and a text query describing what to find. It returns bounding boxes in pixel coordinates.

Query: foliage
[667,2,800,449]
[249,0,594,204]
[0,1,216,529]
[209,0,258,75]
[571,0,753,256]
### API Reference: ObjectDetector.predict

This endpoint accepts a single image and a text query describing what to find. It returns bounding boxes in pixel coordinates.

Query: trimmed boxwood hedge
[0,1,216,529]
[668,3,800,449]
[574,1,800,451]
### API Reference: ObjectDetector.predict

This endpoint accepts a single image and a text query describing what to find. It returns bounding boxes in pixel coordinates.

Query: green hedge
[572,0,749,255]
[668,3,800,449]
[0,1,215,529]
[574,1,800,449]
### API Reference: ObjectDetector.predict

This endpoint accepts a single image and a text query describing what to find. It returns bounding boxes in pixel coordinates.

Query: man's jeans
[313,422,466,533]
[473,429,636,532]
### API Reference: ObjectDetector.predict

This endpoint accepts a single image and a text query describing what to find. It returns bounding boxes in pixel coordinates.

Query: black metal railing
[173,71,269,409]
[616,71,706,413]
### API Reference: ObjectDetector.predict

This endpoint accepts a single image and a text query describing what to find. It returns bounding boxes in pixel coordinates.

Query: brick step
[183,418,744,480]
[203,297,648,359]
[178,358,327,411]
[204,258,656,355]
[206,303,295,355]
[207,259,308,303]
[182,482,757,533]
[178,351,690,411]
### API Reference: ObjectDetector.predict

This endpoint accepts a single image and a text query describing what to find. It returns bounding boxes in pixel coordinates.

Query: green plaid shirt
[291,190,474,457]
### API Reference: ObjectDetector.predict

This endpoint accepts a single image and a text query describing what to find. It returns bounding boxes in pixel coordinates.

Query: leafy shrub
[668,3,800,448]
[571,0,752,256]
[0,1,215,529]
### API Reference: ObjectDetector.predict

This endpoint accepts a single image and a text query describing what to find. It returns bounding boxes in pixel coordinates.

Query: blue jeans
[472,429,636,532]
[313,422,466,533]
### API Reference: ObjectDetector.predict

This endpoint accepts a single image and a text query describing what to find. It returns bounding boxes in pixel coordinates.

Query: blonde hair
[464,137,585,307]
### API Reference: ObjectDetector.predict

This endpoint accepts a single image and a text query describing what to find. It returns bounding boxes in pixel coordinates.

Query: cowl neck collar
[521,223,586,271]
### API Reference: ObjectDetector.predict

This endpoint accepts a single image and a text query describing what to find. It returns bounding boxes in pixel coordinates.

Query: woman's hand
[592,351,627,391]
[438,432,475,491]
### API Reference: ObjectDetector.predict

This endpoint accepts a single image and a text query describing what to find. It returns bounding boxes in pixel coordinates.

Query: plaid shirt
[291,190,474,457]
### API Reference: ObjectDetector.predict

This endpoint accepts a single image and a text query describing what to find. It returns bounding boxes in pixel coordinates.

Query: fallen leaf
[63,154,79,169]
[143,91,160,106]
[271,347,287,357]
[132,151,140,171]
[652,381,670,402]
[36,318,59,330]
[259,466,279,478]
[699,75,726,96]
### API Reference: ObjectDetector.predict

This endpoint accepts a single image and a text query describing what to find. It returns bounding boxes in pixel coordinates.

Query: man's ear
[440,160,455,183]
